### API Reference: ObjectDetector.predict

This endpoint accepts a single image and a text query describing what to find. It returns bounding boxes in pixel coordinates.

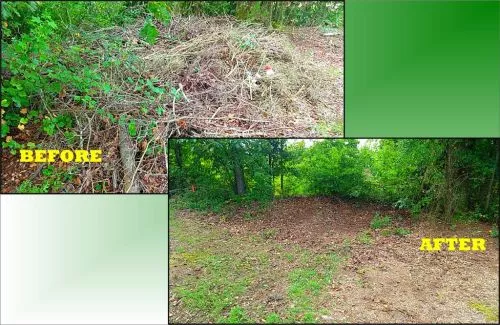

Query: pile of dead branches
[138,16,343,137]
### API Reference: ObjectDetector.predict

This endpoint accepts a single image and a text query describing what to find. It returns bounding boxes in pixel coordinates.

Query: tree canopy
[169,139,499,222]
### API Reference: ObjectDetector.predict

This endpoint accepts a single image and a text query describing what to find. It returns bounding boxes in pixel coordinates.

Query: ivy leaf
[102,83,112,94]
[139,19,159,45]
[1,99,9,107]
[147,2,172,25]
[128,120,137,137]
[1,124,9,138]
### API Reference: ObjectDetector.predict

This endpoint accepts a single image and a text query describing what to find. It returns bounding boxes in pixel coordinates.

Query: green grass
[286,252,342,322]
[356,230,373,245]
[394,227,411,237]
[217,306,253,323]
[380,228,393,236]
[265,312,282,323]
[170,207,345,323]
[490,225,498,238]
[370,213,392,229]
[468,301,499,322]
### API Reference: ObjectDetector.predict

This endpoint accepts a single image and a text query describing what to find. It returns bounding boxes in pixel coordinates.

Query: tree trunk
[174,142,183,169]
[233,163,246,195]
[280,172,284,196]
[443,141,455,222]
[119,126,140,193]
[485,139,500,212]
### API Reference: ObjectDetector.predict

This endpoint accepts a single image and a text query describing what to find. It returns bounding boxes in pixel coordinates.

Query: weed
[262,228,277,240]
[285,253,295,262]
[370,213,392,229]
[394,227,411,237]
[380,228,393,237]
[303,312,315,322]
[265,312,282,324]
[468,301,498,322]
[217,306,252,323]
[16,165,75,193]
[490,226,498,238]
[356,230,373,245]
[244,212,255,220]
[314,121,343,136]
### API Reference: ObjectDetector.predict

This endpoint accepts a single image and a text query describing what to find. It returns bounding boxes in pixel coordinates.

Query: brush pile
[136,16,343,137]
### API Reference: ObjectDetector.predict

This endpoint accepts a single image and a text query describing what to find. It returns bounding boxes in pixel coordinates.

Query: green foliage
[261,228,277,240]
[217,306,252,324]
[16,166,75,193]
[170,139,499,222]
[235,1,343,27]
[0,1,163,153]
[356,230,373,245]
[490,226,498,238]
[370,213,392,229]
[147,2,172,25]
[394,227,412,237]
[468,301,498,322]
[42,114,73,136]
[380,228,393,237]
[265,312,282,324]
[127,120,137,137]
[139,18,159,45]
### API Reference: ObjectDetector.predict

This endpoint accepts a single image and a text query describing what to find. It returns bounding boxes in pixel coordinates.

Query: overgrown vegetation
[169,139,500,223]
[1,1,343,192]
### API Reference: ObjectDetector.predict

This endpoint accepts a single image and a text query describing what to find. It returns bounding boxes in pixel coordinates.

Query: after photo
[168,138,499,323]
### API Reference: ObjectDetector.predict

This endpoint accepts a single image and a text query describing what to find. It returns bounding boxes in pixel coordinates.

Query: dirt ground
[169,197,499,323]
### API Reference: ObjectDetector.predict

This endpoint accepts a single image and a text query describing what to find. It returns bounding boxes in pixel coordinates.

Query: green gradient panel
[0,195,167,324]
[346,0,500,137]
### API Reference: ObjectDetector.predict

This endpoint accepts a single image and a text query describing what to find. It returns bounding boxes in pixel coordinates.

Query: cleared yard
[169,198,499,323]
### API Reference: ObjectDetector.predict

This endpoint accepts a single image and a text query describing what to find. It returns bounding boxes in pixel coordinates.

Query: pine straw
[137,16,343,137]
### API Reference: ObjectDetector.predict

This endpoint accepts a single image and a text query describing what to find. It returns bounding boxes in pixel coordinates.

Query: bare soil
[169,197,499,323]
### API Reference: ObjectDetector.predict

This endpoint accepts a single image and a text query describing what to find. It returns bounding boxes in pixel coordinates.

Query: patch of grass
[356,230,373,245]
[468,301,499,322]
[339,238,352,253]
[286,252,342,321]
[370,213,392,229]
[314,121,343,136]
[244,211,256,220]
[217,305,253,323]
[289,269,322,298]
[490,225,498,238]
[178,251,210,265]
[285,252,295,262]
[302,311,315,322]
[176,258,250,319]
[262,228,277,240]
[380,228,393,237]
[265,312,282,324]
[394,227,411,237]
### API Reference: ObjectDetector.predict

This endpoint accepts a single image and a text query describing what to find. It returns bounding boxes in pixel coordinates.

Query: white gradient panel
[1,195,167,324]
